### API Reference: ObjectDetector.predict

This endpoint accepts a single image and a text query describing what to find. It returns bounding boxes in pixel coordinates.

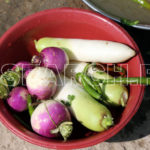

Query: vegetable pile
[0,37,149,141]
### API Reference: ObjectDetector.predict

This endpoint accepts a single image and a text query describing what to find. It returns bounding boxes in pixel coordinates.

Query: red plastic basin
[0,8,145,149]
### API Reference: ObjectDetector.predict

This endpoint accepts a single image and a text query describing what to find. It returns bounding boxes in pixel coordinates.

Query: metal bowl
[83,0,150,30]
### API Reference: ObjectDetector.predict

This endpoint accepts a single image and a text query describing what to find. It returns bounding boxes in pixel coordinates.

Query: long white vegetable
[35,37,136,63]
[54,76,113,132]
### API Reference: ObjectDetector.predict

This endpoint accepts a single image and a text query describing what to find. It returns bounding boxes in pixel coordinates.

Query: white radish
[35,37,136,63]
[54,75,113,132]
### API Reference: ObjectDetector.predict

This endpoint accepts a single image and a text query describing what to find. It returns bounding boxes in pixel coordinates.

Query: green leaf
[61,95,75,107]
[67,95,75,102]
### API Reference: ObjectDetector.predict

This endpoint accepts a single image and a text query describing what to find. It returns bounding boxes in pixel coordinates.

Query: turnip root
[32,47,69,73]
[7,87,29,112]
[35,37,136,63]
[26,67,57,100]
[54,76,113,132]
[31,100,73,141]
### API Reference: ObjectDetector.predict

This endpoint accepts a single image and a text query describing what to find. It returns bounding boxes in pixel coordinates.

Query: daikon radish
[54,76,113,132]
[35,37,136,63]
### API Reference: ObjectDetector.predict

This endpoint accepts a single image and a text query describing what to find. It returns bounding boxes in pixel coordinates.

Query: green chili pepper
[81,75,101,100]
[76,73,107,101]
[83,63,97,74]
[92,80,102,94]
[121,18,139,26]
[76,72,103,94]
[27,95,34,117]
[100,77,150,85]
[132,0,150,10]
[82,74,97,90]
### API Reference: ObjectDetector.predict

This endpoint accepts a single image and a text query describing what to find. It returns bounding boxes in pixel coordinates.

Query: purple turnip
[32,47,69,73]
[31,100,73,141]
[26,67,57,100]
[7,87,29,112]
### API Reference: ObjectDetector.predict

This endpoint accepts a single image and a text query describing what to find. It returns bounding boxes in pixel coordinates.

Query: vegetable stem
[100,77,150,85]
[51,121,73,141]
[58,121,73,141]
[27,95,34,117]
[101,116,114,129]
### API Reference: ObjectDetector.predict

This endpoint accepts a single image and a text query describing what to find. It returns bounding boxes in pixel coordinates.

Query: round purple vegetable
[26,67,57,100]
[31,100,73,141]
[7,87,29,112]
[12,61,33,72]
[32,47,69,73]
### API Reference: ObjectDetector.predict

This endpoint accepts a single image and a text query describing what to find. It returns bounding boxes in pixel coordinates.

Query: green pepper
[81,75,101,100]
[82,74,97,91]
